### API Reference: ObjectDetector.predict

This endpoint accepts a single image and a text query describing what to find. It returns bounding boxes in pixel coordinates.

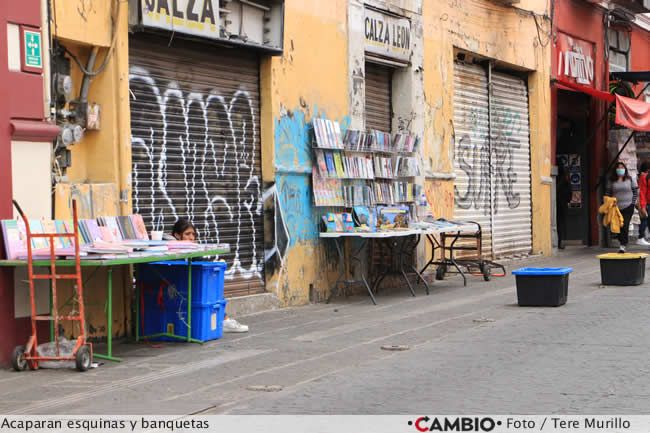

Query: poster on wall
[558,153,582,208]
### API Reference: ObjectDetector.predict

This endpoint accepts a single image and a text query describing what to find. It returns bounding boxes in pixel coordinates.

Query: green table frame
[0,249,228,362]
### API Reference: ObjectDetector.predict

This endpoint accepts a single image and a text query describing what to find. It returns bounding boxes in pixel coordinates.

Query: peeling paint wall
[422,0,552,256]
[49,0,131,338]
[261,0,350,305]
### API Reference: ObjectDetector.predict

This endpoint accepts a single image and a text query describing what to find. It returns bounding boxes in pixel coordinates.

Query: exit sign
[23,30,42,68]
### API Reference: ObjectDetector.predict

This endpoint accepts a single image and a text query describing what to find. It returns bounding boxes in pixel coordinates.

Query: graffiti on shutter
[129,39,264,295]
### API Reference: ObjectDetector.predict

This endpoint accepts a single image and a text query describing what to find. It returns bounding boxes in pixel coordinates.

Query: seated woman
[170,218,249,333]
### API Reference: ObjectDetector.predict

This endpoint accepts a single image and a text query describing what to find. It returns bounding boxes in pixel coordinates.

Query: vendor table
[0,248,229,362]
[321,224,484,304]
[321,230,429,305]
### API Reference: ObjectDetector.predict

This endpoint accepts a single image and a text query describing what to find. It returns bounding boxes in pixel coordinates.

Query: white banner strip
[0,415,647,433]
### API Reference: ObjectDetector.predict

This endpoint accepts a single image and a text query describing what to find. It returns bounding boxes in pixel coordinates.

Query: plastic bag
[36,337,76,369]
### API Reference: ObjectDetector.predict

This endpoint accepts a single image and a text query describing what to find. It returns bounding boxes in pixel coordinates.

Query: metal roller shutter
[129,35,265,297]
[490,72,532,257]
[365,62,392,131]
[453,62,493,257]
[452,62,533,259]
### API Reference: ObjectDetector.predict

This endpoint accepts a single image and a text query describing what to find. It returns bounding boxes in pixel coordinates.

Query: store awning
[553,78,616,103]
[615,94,650,132]
[610,71,650,83]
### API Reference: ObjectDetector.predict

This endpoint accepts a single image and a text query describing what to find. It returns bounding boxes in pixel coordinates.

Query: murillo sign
[364,8,411,63]
[557,32,595,87]
[140,0,219,39]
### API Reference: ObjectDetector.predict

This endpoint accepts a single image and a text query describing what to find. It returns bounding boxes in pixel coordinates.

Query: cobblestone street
[1,248,649,414]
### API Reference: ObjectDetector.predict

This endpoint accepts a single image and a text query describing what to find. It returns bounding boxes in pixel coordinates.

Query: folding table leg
[418,234,438,281]
[351,238,376,305]
[326,238,346,304]
[396,237,416,297]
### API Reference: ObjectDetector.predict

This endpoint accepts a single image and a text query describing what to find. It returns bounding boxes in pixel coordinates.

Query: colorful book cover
[377,205,411,228]
[78,220,92,245]
[1,219,25,259]
[41,220,60,249]
[84,219,102,242]
[333,121,343,148]
[342,213,355,232]
[118,216,137,240]
[325,152,336,177]
[315,118,327,147]
[322,213,338,232]
[99,226,115,242]
[315,118,327,148]
[28,220,48,250]
[54,220,72,248]
[333,153,345,178]
[315,150,328,177]
[105,216,123,241]
[131,214,149,240]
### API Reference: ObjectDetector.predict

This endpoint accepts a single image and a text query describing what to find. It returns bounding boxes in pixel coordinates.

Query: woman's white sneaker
[637,238,650,246]
[223,318,249,333]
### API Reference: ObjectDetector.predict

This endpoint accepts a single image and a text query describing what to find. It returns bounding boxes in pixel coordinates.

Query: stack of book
[369,130,393,153]
[1,215,228,260]
[342,184,374,207]
[312,169,345,207]
[373,156,395,179]
[394,156,421,178]
[393,181,416,203]
[394,134,420,153]
[343,130,372,152]
[373,182,395,204]
[313,118,343,149]
[314,150,375,179]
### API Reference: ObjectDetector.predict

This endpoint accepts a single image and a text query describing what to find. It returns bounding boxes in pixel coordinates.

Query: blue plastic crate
[169,300,228,342]
[138,261,227,305]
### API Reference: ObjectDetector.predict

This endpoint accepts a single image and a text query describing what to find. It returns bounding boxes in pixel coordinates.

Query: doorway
[556,90,591,246]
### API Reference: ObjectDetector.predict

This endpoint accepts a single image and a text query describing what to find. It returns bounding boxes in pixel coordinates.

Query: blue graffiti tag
[274,106,350,244]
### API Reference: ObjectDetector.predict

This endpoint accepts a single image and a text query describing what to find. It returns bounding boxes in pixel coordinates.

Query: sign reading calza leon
[141,0,219,39]
[557,32,595,87]
[364,8,411,63]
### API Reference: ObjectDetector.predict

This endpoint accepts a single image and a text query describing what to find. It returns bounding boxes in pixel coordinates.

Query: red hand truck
[11,199,93,372]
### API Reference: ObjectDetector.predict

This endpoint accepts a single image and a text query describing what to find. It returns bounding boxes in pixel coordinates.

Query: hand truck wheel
[75,345,92,372]
[11,346,27,372]
[481,264,491,282]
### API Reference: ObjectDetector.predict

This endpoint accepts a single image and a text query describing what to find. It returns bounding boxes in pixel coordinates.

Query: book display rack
[311,118,422,226]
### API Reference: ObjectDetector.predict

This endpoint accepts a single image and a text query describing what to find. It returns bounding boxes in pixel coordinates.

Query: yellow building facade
[50,0,551,338]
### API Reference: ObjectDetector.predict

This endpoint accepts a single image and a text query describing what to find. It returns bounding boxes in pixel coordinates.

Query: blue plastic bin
[138,261,226,305]
[512,267,572,307]
[170,300,228,342]
[142,300,227,342]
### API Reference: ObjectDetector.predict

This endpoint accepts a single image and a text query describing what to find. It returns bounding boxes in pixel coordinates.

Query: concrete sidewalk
[0,246,646,414]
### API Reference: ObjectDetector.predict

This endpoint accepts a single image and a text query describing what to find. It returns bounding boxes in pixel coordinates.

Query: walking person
[606,162,638,253]
[637,161,650,246]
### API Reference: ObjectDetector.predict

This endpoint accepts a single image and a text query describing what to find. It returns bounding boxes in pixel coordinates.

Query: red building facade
[0,1,57,365]
[552,0,650,247]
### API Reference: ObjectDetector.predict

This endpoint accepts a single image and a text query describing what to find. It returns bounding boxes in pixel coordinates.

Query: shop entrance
[556,90,591,246]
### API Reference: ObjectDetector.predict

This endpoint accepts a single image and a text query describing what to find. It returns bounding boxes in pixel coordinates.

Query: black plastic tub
[511,267,572,307]
[598,253,647,286]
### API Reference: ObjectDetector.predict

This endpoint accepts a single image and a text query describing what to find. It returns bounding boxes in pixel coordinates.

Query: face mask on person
[616,168,626,177]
